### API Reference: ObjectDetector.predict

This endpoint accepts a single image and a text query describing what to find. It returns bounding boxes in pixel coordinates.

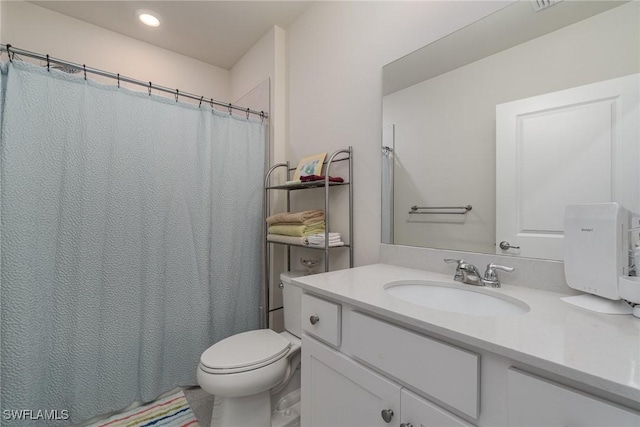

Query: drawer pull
[309,315,320,325]
[400,424,413,427]
[381,409,394,423]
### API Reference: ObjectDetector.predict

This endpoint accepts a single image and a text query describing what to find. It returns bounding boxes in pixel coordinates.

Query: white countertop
[292,263,640,403]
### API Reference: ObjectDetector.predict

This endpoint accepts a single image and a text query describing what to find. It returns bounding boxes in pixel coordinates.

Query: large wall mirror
[381,0,639,261]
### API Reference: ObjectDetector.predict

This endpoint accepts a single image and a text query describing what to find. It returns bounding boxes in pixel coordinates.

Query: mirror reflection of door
[496,73,639,260]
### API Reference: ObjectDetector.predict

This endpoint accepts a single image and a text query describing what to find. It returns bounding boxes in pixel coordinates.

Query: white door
[496,74,639,260]
[301,336,401,427]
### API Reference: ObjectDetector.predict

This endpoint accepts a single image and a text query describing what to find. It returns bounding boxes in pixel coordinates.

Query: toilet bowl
[197,272,304,427]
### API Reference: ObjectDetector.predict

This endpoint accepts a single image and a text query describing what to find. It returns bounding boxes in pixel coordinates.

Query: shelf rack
[262,147,353,327]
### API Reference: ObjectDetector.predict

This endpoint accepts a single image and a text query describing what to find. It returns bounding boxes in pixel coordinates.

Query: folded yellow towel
[267,234,307,246]
[266,210,325,226]
[268,221,325,237]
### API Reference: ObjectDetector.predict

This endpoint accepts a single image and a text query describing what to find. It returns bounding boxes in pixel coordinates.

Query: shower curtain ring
[199,96,203,107]
[6,44,12,62]
[46,54,50,72]
[148,82,152,96]
[260,111,265,122]
[83,65,87,80]
[175,89,179,102]
[246,108,250,120]
[228,103,232,115]
[210,99,214,109]
[117,73,120,88]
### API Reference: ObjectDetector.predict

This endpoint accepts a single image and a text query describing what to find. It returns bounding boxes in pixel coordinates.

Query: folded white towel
[305,232,344,248]
[308,239,341,246]
[307,233,341,240]
[306,240,345,248]
[307,237,341,244]
[307,234,341,240]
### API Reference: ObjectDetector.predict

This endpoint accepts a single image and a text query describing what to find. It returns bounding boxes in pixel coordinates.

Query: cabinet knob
[278,282,284,289]
[381,409,394,423]
[400,424,413,427]
[309,315,320,325]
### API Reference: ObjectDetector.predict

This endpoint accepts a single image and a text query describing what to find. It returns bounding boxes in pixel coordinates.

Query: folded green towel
[268,221,325,237]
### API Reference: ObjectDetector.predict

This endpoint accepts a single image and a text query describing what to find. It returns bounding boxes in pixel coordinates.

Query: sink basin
[384,280,529,317]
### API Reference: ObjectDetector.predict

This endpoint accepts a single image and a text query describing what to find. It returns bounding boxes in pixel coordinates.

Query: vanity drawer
[302,293,341,347]
[349,311,479,419]
[507,368,640,426]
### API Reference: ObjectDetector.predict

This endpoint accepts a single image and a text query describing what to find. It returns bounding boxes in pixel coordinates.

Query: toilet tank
[281,271,305,338]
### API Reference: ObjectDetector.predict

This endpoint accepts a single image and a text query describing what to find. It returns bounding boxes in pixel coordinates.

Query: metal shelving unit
[262,147,353,327]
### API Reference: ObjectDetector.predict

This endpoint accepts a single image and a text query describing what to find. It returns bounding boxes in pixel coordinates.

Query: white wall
[1,1,230,102]
[385,2,639,254]
[231,26,287,166]
[230,25,289,329]
[286,1,511,268]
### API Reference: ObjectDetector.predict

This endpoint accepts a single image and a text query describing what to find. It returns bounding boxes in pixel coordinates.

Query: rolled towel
[267,234,308,246]
[267,210,325,226]
[268,221,325,237]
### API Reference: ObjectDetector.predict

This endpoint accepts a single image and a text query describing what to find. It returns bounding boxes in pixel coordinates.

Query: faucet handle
[484,263,514,287]
[444,258,465,282]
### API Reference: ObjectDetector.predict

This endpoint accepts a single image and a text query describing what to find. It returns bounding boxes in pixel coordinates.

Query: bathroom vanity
[293,264,640,427]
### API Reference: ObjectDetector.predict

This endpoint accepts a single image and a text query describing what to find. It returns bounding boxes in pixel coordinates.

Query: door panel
[496,74,639,259]
[301,336,401,427]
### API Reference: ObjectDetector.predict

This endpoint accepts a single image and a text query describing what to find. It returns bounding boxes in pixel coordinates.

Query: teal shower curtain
[0,60,266,425]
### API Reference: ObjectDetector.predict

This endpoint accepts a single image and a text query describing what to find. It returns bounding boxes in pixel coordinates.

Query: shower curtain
[0,60,266,425]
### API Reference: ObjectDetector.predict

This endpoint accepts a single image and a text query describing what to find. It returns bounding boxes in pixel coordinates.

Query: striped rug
[91,391,200,427]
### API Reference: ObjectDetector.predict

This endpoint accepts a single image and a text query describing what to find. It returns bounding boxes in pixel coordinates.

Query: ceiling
[29,1,313,69]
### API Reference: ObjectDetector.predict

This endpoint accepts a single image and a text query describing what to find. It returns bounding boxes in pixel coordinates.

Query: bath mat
[91,391,200,427]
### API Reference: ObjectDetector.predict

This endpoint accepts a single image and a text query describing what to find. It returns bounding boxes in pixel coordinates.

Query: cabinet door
[508,368,640,426]
[401,389,473,427]
[302,336,401,427]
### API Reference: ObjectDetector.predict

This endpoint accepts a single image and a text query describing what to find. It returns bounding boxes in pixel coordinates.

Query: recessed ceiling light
[138,11,160,27]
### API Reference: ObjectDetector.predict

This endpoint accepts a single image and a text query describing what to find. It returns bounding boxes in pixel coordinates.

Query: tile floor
[184,386,215,427]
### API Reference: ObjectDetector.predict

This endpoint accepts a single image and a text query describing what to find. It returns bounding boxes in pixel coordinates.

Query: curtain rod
[1,44,268,120]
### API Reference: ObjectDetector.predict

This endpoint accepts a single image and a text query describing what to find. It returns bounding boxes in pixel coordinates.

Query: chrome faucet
[444,259,514,288]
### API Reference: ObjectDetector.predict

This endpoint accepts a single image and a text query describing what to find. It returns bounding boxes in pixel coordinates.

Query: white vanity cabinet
[302,336,401,427]
[301,293,474,427]
[401,389,474,427]
[302,336,472,427]
[349,311,479,419]
[299,290,640,427]
[301,293,342,347]
[507,368,640,427]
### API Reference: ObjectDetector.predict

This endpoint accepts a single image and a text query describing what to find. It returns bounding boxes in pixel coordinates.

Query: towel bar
[409,205,472,215]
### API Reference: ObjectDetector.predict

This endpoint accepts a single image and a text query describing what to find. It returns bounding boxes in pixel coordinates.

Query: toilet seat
[200,329,291,374]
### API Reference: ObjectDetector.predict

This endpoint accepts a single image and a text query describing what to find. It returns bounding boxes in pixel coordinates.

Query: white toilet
[197,272,303,427]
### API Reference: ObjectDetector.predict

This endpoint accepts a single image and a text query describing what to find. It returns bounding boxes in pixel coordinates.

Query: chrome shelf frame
[262,147,353,328]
